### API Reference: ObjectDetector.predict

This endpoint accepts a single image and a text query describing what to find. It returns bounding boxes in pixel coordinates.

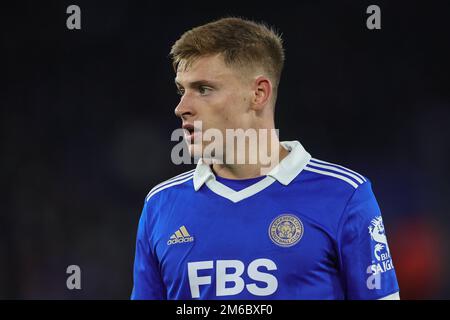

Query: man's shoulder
[301,157,369,192]
[292,157,372,229]
[144,169,195,204]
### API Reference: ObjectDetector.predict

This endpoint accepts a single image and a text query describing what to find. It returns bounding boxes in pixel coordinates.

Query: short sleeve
[337,180,400,300]
[131,201,166,300]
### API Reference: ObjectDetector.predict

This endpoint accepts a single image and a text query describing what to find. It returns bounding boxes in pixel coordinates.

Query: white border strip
[304,166,359,188]
[206,176,276,203]
[146,174,194,202]
[378,292,400,300]
[148,169,195,194]
[311,158,366,182]
[307,161,364,184]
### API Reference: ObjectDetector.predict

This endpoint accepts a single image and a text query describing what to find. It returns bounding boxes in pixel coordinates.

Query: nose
[174,94,195,120]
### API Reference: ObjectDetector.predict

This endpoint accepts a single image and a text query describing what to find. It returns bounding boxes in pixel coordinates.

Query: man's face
[174,54,254,159]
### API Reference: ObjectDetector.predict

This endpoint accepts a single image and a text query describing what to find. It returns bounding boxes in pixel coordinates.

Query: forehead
[175,54,238,85]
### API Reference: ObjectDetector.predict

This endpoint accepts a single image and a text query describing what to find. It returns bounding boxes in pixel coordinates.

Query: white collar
[193,140,311,192]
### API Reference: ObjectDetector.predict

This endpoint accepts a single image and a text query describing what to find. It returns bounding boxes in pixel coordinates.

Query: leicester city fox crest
[269,214,304,247]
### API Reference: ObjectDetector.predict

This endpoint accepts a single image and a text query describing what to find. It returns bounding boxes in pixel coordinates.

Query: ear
[251,76,273,111]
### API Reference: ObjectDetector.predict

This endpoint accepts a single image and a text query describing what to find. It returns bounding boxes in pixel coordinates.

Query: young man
[131,17,400,300]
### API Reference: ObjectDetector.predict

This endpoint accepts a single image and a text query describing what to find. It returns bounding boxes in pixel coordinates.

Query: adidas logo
[167,225,194,245]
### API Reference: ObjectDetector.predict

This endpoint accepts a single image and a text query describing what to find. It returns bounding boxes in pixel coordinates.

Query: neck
[212,141,289,180]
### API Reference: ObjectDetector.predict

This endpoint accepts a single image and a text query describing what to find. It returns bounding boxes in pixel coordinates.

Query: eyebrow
[174,79,219,88]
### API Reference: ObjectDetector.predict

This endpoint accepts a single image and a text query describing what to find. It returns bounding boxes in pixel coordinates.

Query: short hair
[170,17,285,101]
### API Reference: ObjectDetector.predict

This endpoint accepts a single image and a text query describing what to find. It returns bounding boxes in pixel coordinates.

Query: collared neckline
[193,141,311,198]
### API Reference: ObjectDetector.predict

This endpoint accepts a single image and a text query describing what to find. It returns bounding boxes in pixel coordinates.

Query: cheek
[203,92,248,128]
[197,101,227,129]
[209,97,232,121]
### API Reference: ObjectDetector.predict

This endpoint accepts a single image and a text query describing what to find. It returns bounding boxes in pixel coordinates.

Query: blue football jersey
[131,141,399,300]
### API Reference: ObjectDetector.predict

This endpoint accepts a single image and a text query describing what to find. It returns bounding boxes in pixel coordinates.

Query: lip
[182,123,195,132]
[182,123,201,143]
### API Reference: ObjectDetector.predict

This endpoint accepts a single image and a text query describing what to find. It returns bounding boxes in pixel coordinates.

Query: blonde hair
[170,17,285,100]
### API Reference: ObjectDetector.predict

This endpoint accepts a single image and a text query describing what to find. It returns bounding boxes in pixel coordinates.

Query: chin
[187,143,203,160]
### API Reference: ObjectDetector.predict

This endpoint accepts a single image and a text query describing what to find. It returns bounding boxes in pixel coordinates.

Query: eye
[176,88,185,96]
[198,86,212,95]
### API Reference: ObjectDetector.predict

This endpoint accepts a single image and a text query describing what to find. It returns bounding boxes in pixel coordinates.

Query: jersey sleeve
[337,180,400,300]
[131,200,166,300]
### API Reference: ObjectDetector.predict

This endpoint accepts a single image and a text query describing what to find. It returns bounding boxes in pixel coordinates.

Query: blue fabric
[131,165,399,300]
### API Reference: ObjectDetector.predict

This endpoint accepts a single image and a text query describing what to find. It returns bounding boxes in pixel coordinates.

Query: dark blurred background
[1,0,449,299]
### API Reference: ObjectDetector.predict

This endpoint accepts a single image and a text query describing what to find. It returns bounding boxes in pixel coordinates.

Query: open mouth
[185,125,194,135]
[182,123,198,142]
